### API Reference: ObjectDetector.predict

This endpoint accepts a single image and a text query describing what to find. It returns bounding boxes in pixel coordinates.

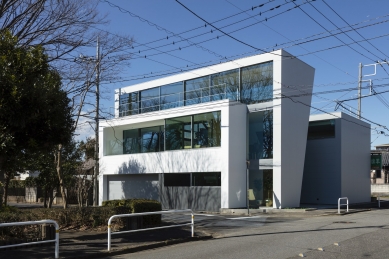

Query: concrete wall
[340,113,371,203]
[107,174,159,200]
[301,118,341,204]
[301,113,370,205]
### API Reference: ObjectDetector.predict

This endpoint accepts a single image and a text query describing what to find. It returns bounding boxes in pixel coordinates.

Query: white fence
[107,209,194,251]
[0,220,59,258]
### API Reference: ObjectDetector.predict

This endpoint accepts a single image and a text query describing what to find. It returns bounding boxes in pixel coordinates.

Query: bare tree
[0,0,106,62]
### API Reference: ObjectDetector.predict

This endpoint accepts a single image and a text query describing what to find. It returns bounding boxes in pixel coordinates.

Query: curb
[71,235,213,259]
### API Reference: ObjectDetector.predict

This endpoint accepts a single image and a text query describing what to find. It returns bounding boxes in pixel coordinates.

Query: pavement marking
[192,214,217,217]
[226,216,263,220]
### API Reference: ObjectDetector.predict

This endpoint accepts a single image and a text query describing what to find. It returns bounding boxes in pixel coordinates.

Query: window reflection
[241,62,273,104]
[210,69,239,102]
[140,87,160,113]
[165,116,192,150]
[161,82,184,110]
[185,76,210,105]
[248,110,273,159]
[193,112,221,148]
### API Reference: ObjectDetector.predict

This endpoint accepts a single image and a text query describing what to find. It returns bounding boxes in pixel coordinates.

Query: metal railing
[338,197,349,214]
[107,209,194,251]
[0,220,59,258]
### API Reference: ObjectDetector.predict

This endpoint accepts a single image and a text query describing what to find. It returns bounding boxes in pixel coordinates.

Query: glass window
[184,76,210,105]
[249,169,273,207]
[192,172,221,186]
[210,69,239,102]
[193,111,221,148]
[164,173,190,186]
[123,129,140,154]
[241,62,273,104]
[141,126,163,153]
[165,115,192,150]
[307,119,335,140]
[119,92,139,117]
[160,82,184,110]
[248,110,273,159]
[140,87,160,113]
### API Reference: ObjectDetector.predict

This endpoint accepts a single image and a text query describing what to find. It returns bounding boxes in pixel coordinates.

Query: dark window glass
[165,116,192,150]
[184,76,210,105]
[161,82,184,110]
[248,110,273,159]
[308,120,335,140]
[164,173,190,186]
[376,170,382,178]
[141,126,163,153]
[123,129,140,154]
[241,62,273,104]
[140,87,160,113]
[210,69,239,102]
[193,111,221,148]
[192,172,221,186]
[119,92,139,117]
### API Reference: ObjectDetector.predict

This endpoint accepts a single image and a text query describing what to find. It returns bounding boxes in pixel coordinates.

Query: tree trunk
[48,188,54,208]
[56,144,67,208]
[43,187,48,208]
[2,172,11,206]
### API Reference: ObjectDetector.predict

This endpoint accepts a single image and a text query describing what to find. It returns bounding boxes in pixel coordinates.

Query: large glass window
[248,169,273,207]
[185,76,210,105]
[123,126,163,154]
[210,69,239,102]
[193,111,221,148]
[140,87,160,113]
[161,82,184,110]
[248,110,273,159]
[164,173,190,186]
[307,119,335,140]
[123,129,140,154]
[119,92,139,116]
[165,115,192,150]
[192,172,221,186]
[141,126,163,153]
[241,62,273,104]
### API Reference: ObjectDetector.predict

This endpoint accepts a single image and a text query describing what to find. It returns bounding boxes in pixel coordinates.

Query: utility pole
[94,37,100,206]
[358,63,362,119]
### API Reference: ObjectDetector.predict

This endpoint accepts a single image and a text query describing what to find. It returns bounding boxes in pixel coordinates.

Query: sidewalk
[0,225,211,259]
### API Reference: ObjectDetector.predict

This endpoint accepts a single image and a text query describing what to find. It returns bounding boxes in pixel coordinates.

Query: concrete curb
[70,234,213,259]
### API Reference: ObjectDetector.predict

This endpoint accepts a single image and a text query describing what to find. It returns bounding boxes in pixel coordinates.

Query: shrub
[102,199,161,226]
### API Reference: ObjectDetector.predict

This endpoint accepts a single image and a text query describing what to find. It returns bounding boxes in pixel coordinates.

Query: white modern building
[98,49,370,210]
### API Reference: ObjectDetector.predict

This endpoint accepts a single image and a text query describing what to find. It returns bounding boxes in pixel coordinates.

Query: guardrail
[338,197,349,214]
[107,209,194,251]
[0,220,59,258]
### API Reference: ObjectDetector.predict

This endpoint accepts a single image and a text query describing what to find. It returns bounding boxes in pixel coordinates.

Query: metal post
[94,37,100,206]
[358,63,362,119]
[246,160,250,215]
[191,212,194,237]
[378,195,381,208]
[55,225,59,259]
[108,223,111,251]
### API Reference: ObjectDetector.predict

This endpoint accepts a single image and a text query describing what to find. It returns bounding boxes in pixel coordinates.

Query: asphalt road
[108,209,389,259]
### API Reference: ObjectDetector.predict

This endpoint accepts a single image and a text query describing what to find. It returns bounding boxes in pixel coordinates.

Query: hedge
[102,198,162,226]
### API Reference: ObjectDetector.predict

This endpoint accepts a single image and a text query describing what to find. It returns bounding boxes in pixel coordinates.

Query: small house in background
[370,144,389,196]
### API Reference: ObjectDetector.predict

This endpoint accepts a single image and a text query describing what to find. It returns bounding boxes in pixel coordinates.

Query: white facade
[99,49,325,210]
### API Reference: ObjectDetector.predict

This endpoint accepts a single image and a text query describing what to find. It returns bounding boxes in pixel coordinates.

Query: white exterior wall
[99,99,247,206]
[273,50,315,208]
[340,113,371,203]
